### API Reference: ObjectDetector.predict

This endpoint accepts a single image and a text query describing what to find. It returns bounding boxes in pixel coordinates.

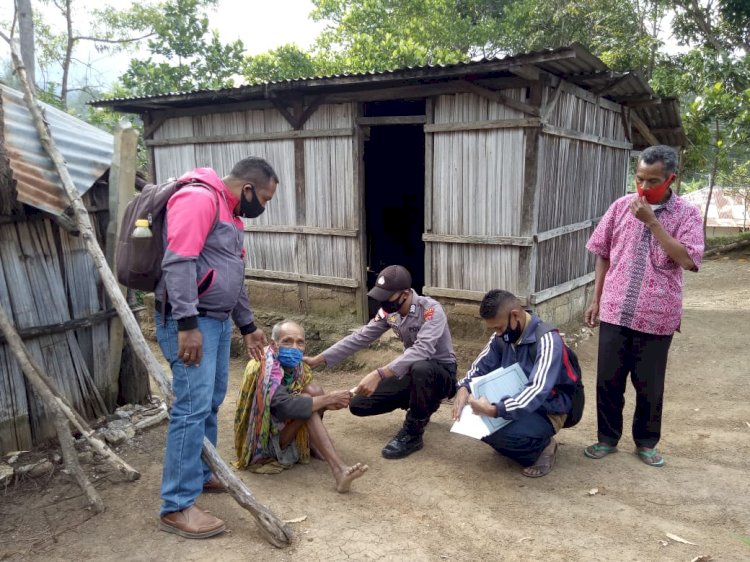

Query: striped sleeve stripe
[465,334,495,379]
[505,332,555,412]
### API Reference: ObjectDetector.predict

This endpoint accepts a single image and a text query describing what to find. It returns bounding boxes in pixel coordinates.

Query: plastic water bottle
[131,219,153,238]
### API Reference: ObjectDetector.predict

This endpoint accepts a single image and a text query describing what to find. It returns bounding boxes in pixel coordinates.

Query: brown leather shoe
[202,475,227,494]
[159,505,226,539]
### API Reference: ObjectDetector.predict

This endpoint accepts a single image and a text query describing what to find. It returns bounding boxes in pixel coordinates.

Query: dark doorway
[363,120,425,317]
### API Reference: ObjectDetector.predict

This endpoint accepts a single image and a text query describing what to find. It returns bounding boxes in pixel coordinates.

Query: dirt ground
[2,250,750,562]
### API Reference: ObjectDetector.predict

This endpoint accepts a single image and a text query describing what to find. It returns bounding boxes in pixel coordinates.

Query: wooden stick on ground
[0,305,105,513]
[20,347,141,481]
[2,32,292,548]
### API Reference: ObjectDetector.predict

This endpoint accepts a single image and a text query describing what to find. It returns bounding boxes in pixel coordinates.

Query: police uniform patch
[376,308,386,320]
[386,313,399,326]
[423,307,435,321]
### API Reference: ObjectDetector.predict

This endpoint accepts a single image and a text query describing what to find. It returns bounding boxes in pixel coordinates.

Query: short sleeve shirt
[586,192,704,335]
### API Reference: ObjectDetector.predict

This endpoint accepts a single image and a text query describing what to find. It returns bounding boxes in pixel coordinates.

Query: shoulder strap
[176,180,221,232]
[529,321,557,362]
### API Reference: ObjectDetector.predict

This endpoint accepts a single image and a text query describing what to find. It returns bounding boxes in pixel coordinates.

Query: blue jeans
[155,311,232,516]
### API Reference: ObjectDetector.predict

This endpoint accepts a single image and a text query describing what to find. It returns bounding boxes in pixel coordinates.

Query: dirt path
[2,252,750,561]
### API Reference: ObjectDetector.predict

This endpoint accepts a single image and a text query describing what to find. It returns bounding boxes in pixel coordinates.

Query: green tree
[118,0,245,96]
[242,44,321,84]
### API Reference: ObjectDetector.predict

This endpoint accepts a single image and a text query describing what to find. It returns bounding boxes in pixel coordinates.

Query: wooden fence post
[106,120,139,402]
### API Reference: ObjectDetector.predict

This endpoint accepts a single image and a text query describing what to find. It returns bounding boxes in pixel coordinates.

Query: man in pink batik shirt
[583,145,704,468]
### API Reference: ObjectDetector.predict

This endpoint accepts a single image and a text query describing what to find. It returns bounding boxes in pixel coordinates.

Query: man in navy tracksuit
[453,290,573,477]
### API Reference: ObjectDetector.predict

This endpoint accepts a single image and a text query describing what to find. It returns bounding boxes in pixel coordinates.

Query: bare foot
[335,462,369,493]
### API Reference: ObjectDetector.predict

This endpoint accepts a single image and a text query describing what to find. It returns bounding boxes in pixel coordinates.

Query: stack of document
[450,363,528,440]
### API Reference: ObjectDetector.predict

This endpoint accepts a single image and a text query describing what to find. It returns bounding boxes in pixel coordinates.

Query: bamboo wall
[428,91,527,295]
[535,86,629,292]
[0,199,111,453]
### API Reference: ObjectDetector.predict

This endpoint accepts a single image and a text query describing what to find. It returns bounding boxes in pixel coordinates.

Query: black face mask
[501,312,523,344]
[381,294,404,314]
[239,186,265,219]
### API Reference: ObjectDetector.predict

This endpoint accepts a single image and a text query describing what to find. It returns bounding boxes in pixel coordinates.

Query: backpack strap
[530,321,579,384]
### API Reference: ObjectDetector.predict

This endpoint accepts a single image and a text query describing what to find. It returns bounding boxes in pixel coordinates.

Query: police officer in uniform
[304,265,457,459]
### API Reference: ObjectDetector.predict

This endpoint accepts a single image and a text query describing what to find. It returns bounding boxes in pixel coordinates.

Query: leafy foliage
[119,0,245,96]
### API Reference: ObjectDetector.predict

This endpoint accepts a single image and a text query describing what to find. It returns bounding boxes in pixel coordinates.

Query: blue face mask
[277,347,304,369]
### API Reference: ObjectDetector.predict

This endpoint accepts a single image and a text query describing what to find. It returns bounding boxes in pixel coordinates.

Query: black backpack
[115,179,219,291]
[526,321,586,428]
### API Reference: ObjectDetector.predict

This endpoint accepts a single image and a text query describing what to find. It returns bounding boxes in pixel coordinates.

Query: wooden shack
[0,84,143,453]
[92,43,686,333]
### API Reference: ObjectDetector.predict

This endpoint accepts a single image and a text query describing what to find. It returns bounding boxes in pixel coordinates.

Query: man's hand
[178,328,202,366]
[243,329,267,361]
[584,300,600,327]
[452,386,470,420]
[629,196,658,226]
[324,390,351,411]
[353,370,381,397]
[303,354,326,369]
[469,395,497,417]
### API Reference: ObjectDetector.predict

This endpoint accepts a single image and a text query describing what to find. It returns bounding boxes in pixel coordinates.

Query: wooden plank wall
[428,91,526,294]
[302,104,356,280]
[535,86,629,293]
[151,103,357,284]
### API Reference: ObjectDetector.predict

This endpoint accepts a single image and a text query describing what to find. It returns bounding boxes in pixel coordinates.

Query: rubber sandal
[522,441,558,478]
[636,447,665,467]
[583,443,618,459]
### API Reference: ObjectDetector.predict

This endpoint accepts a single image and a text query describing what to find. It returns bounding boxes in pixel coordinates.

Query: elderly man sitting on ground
[234,320,368,493]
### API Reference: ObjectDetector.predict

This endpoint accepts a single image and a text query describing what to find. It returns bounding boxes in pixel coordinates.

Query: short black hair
[230,157,279,188]
[639,145,678,175]
[479,289,521,319]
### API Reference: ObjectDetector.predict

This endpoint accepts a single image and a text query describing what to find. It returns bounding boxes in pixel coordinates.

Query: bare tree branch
[73,32,156,44]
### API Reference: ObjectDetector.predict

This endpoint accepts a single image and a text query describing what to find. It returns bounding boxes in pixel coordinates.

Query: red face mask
[636,174,675,204]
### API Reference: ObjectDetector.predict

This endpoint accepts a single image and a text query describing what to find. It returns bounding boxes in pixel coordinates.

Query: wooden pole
[0,304,105,513]
[106,120,138,402]
[21,343,141,481]
[3,32,292,548]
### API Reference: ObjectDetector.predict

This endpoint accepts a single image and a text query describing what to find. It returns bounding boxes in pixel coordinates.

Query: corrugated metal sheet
[684,187,750,228]
[90,43,683,149]
[632,98,686,149]
[1,85,113,216]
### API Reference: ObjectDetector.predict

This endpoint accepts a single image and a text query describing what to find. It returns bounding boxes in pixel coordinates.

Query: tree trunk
[60,0,74,108]
[16,0,35,86]
[675,149,686,195]
[704,153,719,239]
[4,36,292,548]
[0,305,105,513]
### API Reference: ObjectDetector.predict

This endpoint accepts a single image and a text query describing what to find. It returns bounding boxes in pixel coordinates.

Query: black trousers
[350,360,457,420]
[597,321,673,449]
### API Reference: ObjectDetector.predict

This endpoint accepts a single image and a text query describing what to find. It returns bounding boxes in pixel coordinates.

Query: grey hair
[271,320,304,342]
[639,145,678,175]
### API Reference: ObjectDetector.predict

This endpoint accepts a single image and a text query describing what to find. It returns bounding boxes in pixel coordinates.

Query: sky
[0,0,328,89]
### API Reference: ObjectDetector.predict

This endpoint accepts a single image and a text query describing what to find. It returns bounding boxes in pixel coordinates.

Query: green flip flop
[583,442,618,459]
[636,447,665,467]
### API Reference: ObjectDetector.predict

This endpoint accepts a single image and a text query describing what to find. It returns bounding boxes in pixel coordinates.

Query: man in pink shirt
[156,157,277,538]
[584,145,704,468]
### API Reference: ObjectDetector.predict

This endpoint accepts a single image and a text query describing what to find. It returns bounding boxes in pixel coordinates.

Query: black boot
[381,415,429,459]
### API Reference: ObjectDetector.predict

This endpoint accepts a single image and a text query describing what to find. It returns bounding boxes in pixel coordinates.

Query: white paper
[450,405,490,439]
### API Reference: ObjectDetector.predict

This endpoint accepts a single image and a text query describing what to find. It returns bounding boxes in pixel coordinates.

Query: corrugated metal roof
[89,42,683,149]
[1,85,114,216]
[90,43,606,109]
[683,187,750,228]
